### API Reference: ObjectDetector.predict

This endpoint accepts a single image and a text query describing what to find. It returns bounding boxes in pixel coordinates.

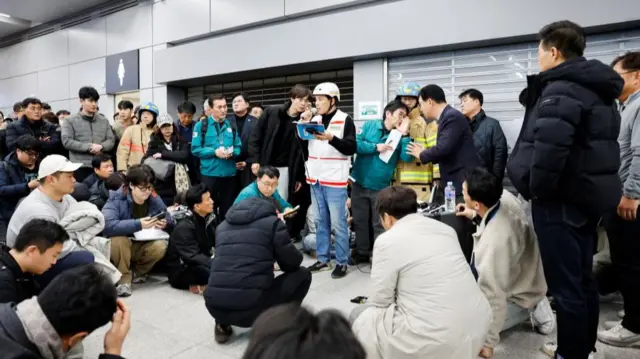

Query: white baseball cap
[38,155,82,180]
[156,113,174,127]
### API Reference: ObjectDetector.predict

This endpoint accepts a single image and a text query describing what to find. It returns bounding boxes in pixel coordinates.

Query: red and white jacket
[305,110,351,188]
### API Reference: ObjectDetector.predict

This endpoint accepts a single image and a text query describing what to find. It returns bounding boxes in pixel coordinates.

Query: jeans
[351,183,384,257]
[604,209,640,333]
[202,175,236,220]
[532,201,598,359]
[207,267,312,328]
[310,183,349,266]
[35,250,95,287]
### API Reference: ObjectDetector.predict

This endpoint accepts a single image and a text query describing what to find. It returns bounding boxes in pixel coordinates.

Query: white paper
[378,129,402,163]
[133,228,170,241]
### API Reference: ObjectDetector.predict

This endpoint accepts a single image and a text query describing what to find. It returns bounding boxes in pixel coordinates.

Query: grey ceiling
[0,0,113,38]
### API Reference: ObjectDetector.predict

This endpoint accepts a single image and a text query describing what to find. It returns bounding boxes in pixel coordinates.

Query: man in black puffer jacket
[507,21,623,359]
[205,196,311,344]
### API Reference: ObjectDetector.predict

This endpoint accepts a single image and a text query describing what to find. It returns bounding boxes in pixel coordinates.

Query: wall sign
[358,101,382,120]
[105,50,140,94]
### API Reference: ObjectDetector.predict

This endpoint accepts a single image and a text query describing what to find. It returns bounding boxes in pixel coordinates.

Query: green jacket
[192,117,242,178]
[351,120,412,191]
[234,182,292,212]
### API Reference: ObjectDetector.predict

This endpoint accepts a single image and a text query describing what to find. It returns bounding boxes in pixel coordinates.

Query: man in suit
[228,93,258,192]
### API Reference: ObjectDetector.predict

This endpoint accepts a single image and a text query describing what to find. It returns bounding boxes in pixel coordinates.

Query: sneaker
[331,264,348,279]
[598,323,640,348]
[531,297,556,335]
[618,309,625,319]
[308,261,332,273]
[603,320,622,330]
[132,274,148,284]
[116,283,132,297]
[541,343,596,359]
[214,323,233,344]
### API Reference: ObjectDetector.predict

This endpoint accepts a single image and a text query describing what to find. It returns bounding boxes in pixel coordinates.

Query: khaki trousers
[110,236,167,285]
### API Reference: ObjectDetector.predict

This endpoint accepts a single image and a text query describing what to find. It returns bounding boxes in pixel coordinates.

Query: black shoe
[332,264,348,279]
[214,323,233,344]
[308,261,332,273]
[350,254,370,265]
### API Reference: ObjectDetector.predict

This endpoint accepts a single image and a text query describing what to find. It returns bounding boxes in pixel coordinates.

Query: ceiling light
[0,13,11,18]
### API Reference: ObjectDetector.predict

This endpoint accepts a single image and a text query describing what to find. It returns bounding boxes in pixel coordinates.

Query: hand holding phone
[150,211,166,221]
[282,205,301,218]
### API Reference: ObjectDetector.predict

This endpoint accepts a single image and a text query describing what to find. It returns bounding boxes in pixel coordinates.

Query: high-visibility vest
[306,110,351,188]
[395,108,439,185]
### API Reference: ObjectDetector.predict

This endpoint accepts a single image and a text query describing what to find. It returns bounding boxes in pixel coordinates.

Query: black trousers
[201,175,236,220]
[604,210,640,334]
[168,264,210,290]
[531,201,599,359]
[351,183,383,256]
[207,267,312,328]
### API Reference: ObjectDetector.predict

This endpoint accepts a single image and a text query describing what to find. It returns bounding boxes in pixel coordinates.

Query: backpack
[200,117,237,147]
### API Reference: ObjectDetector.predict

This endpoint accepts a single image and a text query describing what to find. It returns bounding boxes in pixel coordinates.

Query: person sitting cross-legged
[0,219,68,304]
[102,164,170,297]
[456,167,555,358]
[205,197,312,344]
[234,165,295,217]
[167,184,216,294]
[0,264,131,359]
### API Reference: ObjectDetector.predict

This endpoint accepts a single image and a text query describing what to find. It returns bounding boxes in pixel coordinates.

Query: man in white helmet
[303,82,357,279]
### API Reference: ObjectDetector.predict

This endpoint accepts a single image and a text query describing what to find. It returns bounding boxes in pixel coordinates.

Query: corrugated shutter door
[388,28,640,152]
[188,69,354,118]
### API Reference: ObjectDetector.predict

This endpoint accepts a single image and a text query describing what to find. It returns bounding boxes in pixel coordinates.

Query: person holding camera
[102,164,170,297]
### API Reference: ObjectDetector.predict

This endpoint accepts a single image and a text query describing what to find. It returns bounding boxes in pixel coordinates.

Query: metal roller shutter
[388,28,640,152]
[187,69,354,117]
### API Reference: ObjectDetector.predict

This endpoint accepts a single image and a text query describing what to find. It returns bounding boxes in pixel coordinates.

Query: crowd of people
[0,19,638,359]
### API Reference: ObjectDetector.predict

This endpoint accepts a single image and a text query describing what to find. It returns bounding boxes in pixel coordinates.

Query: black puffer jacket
[0,246,39,304]
[167,211,216,280]
[205,197,302,315]
[469,111,508,180]
[507,57,623,216]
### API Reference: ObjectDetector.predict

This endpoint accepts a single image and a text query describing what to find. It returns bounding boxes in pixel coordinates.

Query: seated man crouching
[205,197,311,344]
[167,184,216,294]
[102,164,170,297]
[456,167,555,358]
[234,165,295,217]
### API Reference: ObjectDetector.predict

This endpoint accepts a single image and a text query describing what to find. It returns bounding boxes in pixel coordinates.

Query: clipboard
[296,123,325,141]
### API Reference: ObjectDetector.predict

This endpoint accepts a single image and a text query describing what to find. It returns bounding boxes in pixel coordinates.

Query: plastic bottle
[444,181,456,213]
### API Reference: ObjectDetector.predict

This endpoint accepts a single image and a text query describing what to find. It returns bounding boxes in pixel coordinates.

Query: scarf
[16,297,65,359]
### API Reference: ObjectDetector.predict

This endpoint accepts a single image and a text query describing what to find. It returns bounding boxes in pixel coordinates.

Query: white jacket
[473,191,547,348]
[59,201,122,284]
[352,214,492,359]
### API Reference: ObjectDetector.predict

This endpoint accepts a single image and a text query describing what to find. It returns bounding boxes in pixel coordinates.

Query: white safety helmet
[313,82,340,101]
[203,99,210,111]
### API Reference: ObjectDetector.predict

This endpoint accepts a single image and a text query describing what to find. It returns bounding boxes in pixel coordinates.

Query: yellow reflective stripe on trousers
[399,171,432,183]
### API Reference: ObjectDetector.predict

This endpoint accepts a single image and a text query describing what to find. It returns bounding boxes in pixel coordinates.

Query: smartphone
[150,211,166,221]
[283,205,301,218]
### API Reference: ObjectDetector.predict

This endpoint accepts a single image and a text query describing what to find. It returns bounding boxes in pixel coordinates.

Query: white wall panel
[139,47,153,89]
[38,66,70,102]
[210,0,283,32]
[47,99,74,114]
[7,42,38,77]
[8,74,39,104]
[153,0,210,44]
[106,5,153,56]
[99,95,115,125]
[68,18,107,64]
[69,58,106,99]
[0,79,12,108]
[153,86,167,113]
[285,0,368,15]
[36,31,69,71]
[140,88,153,105]
[0,47,10,79]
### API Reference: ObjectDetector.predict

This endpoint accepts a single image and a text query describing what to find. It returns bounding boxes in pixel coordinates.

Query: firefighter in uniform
[393,82,439,201]
[303,82,357,279]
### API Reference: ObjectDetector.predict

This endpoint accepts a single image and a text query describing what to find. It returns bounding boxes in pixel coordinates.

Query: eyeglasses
[136,185,154,192]
[259,179,278,189]
[19,150,39,158]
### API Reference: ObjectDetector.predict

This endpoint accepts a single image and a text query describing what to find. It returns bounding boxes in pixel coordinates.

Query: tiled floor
[83,256,639,359]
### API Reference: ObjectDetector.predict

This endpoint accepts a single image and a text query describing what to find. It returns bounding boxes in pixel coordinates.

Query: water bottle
[444,181,456,213]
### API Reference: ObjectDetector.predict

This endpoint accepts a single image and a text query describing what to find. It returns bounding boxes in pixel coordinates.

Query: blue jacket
[351,120,412,191]
[102,187,171,237]
[0,153,38,221]
[234,182,292,212]
[191,117,242,178]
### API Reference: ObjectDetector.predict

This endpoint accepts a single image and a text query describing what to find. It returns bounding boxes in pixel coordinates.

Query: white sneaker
[603,320,622,330]
[541,343,596,359]
[618,309,625,318]
[531,297,556,335]
[597,323,640,348]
